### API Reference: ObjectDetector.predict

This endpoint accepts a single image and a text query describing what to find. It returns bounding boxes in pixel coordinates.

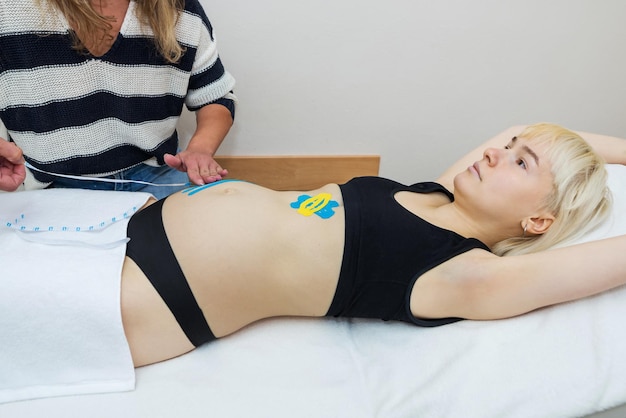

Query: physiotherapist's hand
[0,140,26,191]
[164,150,228,185]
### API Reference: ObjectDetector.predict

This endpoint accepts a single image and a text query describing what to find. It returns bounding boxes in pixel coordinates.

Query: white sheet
[0,189,152,404]
[1,166,625,418]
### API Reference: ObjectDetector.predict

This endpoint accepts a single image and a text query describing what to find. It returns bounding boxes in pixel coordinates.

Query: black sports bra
[326,177,490,327]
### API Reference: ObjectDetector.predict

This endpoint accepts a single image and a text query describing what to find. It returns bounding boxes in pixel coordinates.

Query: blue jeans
[49,164,190,199]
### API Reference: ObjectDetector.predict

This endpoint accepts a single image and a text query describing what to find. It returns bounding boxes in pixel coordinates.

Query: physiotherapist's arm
[164,103,233,185]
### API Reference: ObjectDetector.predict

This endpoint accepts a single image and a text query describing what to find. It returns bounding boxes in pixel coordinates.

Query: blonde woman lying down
[1,123,626,403]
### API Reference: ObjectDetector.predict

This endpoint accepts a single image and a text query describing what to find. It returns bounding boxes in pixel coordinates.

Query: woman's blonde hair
[44,0,185,63]
[492,123,611,256]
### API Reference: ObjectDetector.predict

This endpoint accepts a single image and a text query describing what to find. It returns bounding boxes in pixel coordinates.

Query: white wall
[3,1,623,183]
[194,0,626,183]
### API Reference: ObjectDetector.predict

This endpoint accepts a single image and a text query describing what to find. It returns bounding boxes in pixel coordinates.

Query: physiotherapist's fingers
[184,157,208,185]
[198,160,226,183]
[0,141,26,191]
[189,166,223,185]
[172,150,229,185]
[0,160,26,191]
[0,140,25,164]
[182,154,226,185]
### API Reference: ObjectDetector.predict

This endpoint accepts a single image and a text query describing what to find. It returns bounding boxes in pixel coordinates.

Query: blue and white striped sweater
[0,0,236,188]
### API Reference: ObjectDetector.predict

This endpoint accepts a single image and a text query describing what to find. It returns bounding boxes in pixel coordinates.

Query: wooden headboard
[214,155,380,190]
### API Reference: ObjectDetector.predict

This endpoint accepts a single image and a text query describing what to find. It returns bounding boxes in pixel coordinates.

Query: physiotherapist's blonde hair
[42,0,185,63]
[492,123,611,256]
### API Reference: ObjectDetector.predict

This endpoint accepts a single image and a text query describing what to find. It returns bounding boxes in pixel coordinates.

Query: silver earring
[522,223,527,238]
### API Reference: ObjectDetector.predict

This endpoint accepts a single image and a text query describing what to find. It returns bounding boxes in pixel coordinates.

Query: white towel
[0,189,152,404]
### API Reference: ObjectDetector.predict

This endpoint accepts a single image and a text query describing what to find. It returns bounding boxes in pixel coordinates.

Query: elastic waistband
[325,182,359,317]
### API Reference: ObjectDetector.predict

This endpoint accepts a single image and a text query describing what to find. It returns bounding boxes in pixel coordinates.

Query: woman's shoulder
[0,0,64,35]
[182,0,210,16]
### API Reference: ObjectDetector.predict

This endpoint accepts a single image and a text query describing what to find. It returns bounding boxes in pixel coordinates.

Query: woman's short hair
[492,122,611,256]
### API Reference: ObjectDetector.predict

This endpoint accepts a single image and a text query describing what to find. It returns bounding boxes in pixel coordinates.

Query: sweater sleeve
[182,0,237,117]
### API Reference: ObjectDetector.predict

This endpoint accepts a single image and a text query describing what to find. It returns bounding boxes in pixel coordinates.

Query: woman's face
[453,136,555,231]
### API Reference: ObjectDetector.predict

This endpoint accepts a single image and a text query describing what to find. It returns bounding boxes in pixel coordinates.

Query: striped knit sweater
[0,0,236,189]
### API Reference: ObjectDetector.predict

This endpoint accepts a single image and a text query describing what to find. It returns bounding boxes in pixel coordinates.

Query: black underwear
[125,197,215,347]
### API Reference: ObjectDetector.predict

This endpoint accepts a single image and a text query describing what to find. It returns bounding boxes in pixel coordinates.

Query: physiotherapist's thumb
[163,153,184,170]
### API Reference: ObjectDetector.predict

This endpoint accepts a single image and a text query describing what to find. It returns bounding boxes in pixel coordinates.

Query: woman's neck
[81,0,130,56]
[432,202,527,248]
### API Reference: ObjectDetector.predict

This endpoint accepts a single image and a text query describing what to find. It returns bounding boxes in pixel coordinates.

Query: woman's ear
[523,214,555,235]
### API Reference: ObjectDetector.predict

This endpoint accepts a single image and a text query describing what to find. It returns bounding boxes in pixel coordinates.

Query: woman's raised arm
[436,124,626,192]
[573,130,626,165]
[434,234,626,321]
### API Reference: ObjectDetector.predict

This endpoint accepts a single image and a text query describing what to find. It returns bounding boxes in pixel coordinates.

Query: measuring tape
[24,162,189,187]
